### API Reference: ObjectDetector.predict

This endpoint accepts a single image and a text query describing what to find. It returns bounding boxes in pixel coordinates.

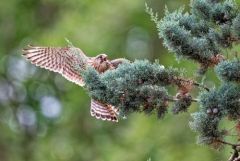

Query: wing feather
[22,45,89,86]
[90,99,119,122]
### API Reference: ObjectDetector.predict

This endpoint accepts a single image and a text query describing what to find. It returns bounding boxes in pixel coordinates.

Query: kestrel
[22,45,125,122]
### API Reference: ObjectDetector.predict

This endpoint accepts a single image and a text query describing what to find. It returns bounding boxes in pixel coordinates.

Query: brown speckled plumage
[22,45,127,122]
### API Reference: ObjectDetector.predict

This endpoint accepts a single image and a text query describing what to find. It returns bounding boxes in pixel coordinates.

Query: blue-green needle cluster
[216,59,240,82]
[146,0,240,148]
[83,60,193,119]
[83,0,240,151]
[147,0,240,74]
[190,83,240,147]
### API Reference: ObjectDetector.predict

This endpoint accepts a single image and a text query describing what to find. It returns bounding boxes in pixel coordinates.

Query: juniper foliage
[83,60,183,118]
[216,58,240,82]
[147,0,240,74]
[172,94,193,114]
[190,83,240,146]
[145,0,240,149]
[83,0,240,154]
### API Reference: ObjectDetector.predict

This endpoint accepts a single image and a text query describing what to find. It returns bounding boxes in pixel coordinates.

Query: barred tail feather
[90,99,119,122]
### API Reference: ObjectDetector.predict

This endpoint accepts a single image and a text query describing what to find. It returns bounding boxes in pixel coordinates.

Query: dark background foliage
[1,0,238,160]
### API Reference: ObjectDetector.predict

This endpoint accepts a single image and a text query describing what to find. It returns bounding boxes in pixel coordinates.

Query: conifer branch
[83,1,240,160]
[193,82,210,92]
[167,97,199,102]
[216,139,240,147]
[144,1,240,160]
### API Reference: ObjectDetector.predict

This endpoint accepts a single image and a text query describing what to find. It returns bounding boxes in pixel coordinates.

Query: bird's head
[96,54,108,63]
[92,54,112,73]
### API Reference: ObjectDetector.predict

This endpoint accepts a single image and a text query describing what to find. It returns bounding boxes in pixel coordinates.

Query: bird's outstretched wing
[22,45,89,86]
[90,99,119,122]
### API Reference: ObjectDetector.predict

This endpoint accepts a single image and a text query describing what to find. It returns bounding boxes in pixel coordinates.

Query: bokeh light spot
[40,96,62,119]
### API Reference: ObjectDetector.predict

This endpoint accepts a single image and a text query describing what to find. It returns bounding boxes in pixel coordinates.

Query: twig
[193,82,210,92]
[216,139,240,147]
[167,97,199,102]
[215,139,240,161]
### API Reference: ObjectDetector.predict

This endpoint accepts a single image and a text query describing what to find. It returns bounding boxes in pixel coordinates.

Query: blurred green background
[0,0,237,161]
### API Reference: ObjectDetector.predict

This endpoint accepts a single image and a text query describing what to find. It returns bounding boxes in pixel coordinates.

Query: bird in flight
[22,44,125,122]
